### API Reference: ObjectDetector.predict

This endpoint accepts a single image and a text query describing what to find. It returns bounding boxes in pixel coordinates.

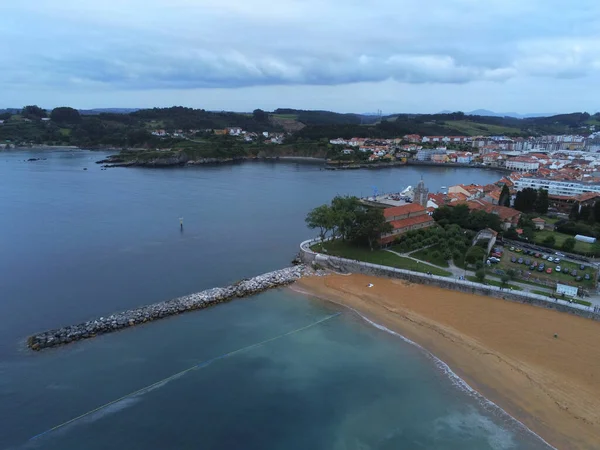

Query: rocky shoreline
[27,265,316,351]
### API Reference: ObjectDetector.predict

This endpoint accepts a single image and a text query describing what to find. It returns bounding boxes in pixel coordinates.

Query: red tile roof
[389,214,434,230]
[383,203,426,218]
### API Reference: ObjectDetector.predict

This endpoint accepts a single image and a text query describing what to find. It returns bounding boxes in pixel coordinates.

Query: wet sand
[293,274,600,450]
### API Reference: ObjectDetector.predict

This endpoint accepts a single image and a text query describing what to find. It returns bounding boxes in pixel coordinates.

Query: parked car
[554,258,561,264]
[537,266,545,272]
[576,276,583,282]
[556,266,562,272]
[546,268,553,274]
[547,257,554,263]
[534,253,541,258]
[509,247,515,251]
[491,252,502,258]
[489,257,501,263]
[518,258,524,264]
[585,273,591,280]
[563,267,570,274]
[555,252,565,257]
[539,263,545,270]
[532,261,538,267]
[511,256,517,263]
[525,259,531,265]
[580,264,586,270]
[515,248,523,253]
[529,264,536,270]
[571,270,578,277]
[542,255,548,260]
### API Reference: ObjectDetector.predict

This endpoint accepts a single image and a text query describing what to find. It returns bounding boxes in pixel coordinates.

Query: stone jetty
[28,266,312,351]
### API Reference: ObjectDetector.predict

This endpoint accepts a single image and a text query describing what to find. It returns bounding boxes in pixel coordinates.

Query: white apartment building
[514,177,600,196]
[505,157,539,172]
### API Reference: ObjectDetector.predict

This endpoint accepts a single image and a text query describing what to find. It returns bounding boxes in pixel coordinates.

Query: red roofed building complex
[457,200,521,231]
[380,203,435,245]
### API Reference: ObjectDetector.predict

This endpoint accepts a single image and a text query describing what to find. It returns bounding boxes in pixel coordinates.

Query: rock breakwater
[28,266,313,351]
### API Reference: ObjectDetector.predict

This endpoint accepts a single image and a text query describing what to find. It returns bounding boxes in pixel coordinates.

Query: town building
[380,203,435,245]
[458,200,521,231]
[505,157,540,172]
[548,192,600,214]
[514,177,600,196]
[532,218,546,230]
[228,127,242,136]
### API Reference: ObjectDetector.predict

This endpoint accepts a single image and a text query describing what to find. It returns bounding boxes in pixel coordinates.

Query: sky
[1,0,600,114]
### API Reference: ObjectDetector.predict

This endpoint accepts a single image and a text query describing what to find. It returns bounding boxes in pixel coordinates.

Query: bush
[475,268,486,282]
[562,237,576,252]
[543,235,556,246]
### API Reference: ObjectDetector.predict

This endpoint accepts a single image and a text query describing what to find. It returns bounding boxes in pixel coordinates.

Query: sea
[0,148,552,449]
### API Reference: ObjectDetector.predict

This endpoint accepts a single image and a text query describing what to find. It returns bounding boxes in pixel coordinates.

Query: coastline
[291,273,600,450]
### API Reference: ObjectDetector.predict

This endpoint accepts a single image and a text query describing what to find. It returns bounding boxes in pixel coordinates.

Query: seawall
[300,239,600,321]
[27,266,311,351]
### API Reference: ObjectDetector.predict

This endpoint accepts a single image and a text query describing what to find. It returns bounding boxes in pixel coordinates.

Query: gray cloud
[1,0,600,111]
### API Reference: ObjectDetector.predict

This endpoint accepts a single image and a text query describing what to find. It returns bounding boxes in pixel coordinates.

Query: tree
[534,189,549,215]
[465,246,486,266]
[331,196,362,240]
[352,208,393,250]
[21,105,47,120]
[562,237,576,252]
[514,188,537,212]
[594,201,600,223]
[501,274,510,288]
[569,203,580,221]
[499,185,511,207]
[252,109,268,122]
[543,235,556,246]
[50,107,81,124]
[504,228,518,240]
[506,268,517,280]
[305,204,334,241]
[475,268,486,282]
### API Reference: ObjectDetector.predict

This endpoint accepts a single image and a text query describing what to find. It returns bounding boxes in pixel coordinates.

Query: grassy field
[445,120,522,136]
[59,128,71,137]
[311,241,452,276]
[498,249,596,288]
[466,276,523,291]
[410,245,450,267]
[533,230,594,254]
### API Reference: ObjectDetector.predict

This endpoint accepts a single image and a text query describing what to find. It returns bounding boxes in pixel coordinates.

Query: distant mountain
[438,109,553,119]
[78,108,140,115]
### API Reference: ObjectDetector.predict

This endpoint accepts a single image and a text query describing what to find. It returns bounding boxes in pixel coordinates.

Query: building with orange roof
[380,203,435,245]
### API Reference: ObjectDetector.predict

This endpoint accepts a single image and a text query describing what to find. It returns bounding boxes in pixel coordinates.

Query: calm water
[0,149,550,449]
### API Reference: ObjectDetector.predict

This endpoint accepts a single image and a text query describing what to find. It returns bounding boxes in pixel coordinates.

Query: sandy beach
[294,274,600,450]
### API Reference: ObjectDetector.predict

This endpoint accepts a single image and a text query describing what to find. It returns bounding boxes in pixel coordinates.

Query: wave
[349,308,558,450]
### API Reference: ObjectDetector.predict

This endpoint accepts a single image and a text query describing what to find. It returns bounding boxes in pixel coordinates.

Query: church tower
[414,177,429,207]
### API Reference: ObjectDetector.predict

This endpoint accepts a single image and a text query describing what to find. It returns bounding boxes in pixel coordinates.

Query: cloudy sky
[2,0,599,113]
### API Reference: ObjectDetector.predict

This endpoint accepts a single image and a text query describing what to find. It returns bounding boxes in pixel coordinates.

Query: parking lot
[490,246,597,289]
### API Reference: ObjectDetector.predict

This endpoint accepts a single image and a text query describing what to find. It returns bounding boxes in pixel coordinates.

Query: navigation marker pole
[179,217,183,231]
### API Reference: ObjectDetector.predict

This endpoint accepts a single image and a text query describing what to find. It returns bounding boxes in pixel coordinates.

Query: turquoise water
[0,149,551,449]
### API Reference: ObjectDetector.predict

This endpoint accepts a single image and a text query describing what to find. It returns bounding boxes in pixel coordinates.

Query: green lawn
[530,290,593,306]
[466,276,523,291]
[271,114,299,120]
[59,128,71,137]
[410,245,450,267]
[498,249,596,288]
[445,120,522,136]
[533,230,594,254]
[310,241,452,276]
[540,216,560,225]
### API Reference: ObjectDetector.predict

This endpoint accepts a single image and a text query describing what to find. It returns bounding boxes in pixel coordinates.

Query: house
[403,134,421,143]
[472,228,498,255]
[151,129,167,137]
[462,200,521,231]
[342,149,354,155]
[213,129,228,135]
[262,131,269,138]
[330,138,347,145]
[0,120,5,125]
[532,218,546,230]
[380,203,435,245]
[456,152,473,164]
[41,118,50,122]
[448,184,483,200]
[431,153,448,163]
[228,127,242,136]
